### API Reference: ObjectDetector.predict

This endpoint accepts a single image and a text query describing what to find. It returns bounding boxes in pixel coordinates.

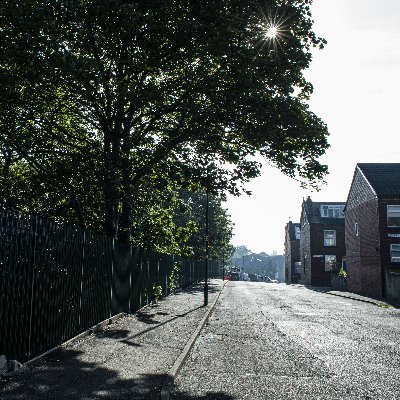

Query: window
[390,244,400,262]
[295,227,301,240]
[295,261,302,273]
[342,257,347,271]
[387,206,400,227]
[354,222,359,237]
[325,255,336,271]
[324,230,336,246]
[320,205,345,218]
[304,257,307,272]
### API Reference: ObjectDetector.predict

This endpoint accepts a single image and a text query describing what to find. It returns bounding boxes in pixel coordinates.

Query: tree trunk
[118,136,132,244]
[104,134,121,238]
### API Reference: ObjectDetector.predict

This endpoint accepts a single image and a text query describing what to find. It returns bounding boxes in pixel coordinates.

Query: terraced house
[299,197,346,286]
[284,221,301,284]
[345,163,400,301]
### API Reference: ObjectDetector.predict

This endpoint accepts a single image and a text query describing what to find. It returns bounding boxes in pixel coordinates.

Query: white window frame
[325,255,336,271]
[390,244,400,263]
[324,230,336,246]
[320,205,345,218]
[354,222,359,237]
[387,205,400,227]
[295,227,301,240]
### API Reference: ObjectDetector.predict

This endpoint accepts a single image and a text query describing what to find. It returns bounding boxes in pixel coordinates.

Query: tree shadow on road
[0,347,233,400]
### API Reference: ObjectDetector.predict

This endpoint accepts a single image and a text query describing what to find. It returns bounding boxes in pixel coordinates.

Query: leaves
[0,0,329,250]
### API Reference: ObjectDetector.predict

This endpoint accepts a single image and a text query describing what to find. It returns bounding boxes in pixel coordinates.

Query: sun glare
[265,26,278,39]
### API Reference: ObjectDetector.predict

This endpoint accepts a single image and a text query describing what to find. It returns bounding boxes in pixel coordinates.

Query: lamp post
[204,188,209,306]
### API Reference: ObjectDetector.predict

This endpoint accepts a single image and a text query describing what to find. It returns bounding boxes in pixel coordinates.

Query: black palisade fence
[0,206,219,362]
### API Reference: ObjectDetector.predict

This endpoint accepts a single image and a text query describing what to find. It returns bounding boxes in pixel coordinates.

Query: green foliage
[0,0,329,248]
[152,284,163,302]
[168,262,181,294]
[331,263,347,278]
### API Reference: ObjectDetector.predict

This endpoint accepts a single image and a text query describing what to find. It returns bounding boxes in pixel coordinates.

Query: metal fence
[0,207,219,362]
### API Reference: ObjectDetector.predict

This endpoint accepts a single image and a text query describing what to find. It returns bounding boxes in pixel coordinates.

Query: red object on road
[224,274,231,281]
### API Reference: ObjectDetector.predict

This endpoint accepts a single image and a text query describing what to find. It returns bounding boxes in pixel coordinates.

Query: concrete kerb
[160,280,228,400]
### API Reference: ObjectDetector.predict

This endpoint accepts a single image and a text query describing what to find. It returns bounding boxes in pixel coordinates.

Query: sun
[265,26,278,39]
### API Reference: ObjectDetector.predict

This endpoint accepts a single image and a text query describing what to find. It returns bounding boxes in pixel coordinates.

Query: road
[171,281,400,400]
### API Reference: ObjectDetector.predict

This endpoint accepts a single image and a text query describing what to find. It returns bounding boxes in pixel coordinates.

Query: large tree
[0,0,329,243]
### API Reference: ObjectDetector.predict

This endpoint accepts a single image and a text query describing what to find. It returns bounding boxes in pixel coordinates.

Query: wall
[378,197,400,299]
[299,215,311,285]
[310,222,345,287]
[345,168,381,297]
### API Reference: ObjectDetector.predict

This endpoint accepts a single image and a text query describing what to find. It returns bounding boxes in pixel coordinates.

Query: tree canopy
[0,0,329,246]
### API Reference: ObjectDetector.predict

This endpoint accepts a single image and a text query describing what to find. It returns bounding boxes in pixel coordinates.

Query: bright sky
[226,0,400,255]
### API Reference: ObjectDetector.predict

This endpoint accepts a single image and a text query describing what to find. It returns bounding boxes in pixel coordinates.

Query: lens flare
[265,26,278,39]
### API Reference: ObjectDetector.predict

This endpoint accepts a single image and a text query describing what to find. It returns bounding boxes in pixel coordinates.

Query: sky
[226,0,400,255]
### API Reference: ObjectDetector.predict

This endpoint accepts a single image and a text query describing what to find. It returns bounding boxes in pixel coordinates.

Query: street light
[204,188,209,306]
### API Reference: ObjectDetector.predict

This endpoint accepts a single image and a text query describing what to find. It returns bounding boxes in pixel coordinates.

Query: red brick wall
[345,168,381,297]
[300,216,311,285]
[310,223,345,286]
[378,198,400,298]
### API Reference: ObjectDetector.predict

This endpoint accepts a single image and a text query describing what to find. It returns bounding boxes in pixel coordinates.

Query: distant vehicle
[230,272,240,281]
[265,276,278,283]
[242,273,249,281]
[248,273,258,282]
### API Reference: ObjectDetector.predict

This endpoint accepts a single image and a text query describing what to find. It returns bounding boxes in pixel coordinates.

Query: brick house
[284,221,301,284]
[345,163,400,300]
[299,197,346,286]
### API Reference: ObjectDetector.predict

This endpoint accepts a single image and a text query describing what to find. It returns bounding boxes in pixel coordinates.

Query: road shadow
[177,282,221,297]
[123,305,203,341]
[0,347,233,400]
[171,392,235,399]
[304,286,400,309]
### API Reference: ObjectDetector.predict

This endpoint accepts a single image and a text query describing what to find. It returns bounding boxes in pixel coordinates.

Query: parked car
[230,272,240,281]
[248,273,258,282]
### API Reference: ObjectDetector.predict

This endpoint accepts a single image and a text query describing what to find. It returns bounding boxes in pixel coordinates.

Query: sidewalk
[308,286,399,308]
[0,280,225,400]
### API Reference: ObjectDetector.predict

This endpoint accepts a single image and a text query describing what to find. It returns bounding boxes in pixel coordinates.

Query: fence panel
[81,232,113,330]
[111,241,132,315]
[0,210,36,362]
[29,219,83,360]
[0,206,220,362]
[129,247,142,313]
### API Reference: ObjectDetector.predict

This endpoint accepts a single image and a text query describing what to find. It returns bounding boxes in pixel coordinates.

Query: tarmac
[0,279,397,400]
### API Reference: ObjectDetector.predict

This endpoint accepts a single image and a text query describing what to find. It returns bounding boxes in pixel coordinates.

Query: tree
[175,190,235,262]
[233,246,253,259]
[0,0,329,243]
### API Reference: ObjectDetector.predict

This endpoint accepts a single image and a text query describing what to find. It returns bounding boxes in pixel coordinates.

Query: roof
[286,221,300,240]
[302,199,346,225]
[357,163,400,197]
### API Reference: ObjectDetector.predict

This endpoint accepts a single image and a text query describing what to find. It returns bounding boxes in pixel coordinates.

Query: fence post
[78,229,86,330]
[27,215,38,360]
[129,245,132,314]
[110,237,114,318]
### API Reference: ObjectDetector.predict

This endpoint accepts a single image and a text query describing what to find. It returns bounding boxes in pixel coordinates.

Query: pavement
[1,280,398,400]
[0,279,225,400]
[306,286,400,308]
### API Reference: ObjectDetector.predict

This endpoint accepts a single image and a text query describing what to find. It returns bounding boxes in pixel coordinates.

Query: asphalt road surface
[171,282,400,400]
